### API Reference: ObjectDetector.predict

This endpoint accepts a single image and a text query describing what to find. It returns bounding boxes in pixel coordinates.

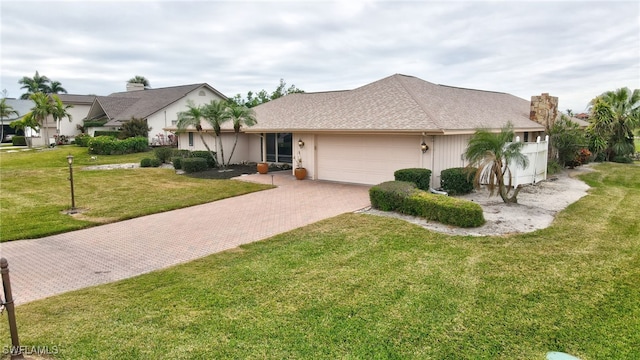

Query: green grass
[0,146,271,241]
[1,163,638,359]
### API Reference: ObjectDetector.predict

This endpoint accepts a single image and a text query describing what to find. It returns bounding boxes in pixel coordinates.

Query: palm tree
[588,87,640,160]
[26,92,54,147]
[46,81,68,95]
[50,95,73,142]
[202,100,231,168]
[465,122,529,203]
[18,71,51,99]
[128,76,151,89]
[176,100,217,163]
[226,104,257,164]
[0,98,20,143]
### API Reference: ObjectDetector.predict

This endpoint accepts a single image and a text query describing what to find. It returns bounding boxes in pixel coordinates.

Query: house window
[198,90,206,96]
[171,120,177,126]
[188,132,194,147]
[265,133,292,163]
[524,132,529,142]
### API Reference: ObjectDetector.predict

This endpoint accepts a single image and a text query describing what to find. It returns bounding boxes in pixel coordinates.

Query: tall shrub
[440,167,477,195]
[394,168,432,190]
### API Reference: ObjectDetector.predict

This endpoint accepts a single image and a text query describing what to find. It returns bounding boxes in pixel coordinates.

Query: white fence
[480,135,549,188]
[508,135,549,187]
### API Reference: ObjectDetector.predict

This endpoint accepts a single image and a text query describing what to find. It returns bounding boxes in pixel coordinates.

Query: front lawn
[0,146,271,241]
[1,163,638,359]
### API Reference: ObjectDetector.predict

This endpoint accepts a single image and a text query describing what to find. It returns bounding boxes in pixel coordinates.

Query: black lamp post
[66,155,75,210]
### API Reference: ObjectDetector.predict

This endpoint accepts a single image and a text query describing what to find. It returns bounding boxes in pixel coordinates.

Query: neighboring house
[1,99,33,142]
[85,83,227,145]
[173,74,579,187]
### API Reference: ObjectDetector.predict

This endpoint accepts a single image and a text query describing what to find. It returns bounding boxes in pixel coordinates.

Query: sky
[1,0,638,113]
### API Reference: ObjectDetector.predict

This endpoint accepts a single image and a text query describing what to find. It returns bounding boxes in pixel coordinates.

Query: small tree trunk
[227,131,240,166]
[500,185,522,203]
[198,132,217,167]
[217,135,226,169]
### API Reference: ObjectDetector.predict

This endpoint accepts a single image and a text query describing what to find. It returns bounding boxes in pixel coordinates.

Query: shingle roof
[85,84,226,126]
[249,74,546,134]
[55,94,97,104]
[1,99,34,121]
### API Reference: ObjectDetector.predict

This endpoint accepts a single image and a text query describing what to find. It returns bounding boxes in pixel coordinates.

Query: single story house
[84,83,227,145]
[1,99,33,142]
[173,74,583,187]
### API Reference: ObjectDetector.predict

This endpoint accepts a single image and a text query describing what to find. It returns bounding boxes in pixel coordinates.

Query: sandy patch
[358,166,593,236]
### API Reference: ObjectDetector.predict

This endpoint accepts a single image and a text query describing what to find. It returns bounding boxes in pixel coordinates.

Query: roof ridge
[437,83,507,95]
[392,74,442,129]
[109,83,203,96]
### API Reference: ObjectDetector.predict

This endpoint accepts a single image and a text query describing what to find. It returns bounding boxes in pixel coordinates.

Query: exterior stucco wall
[177,132,261,164]
[146,87,225,143]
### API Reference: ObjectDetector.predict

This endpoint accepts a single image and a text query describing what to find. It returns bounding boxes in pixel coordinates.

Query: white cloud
[1,0,638,112]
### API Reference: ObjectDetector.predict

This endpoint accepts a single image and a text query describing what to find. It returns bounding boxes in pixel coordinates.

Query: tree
[176,101,217,163]
[226,104,257,164]
[128,75,151,89]
[0,98,20,143]
[202,100,231,168]
[230,79,304,108]
[46,81,68,95]
[18,71,50,99]
[464,122,529,204]
[120,117,151,139]
[50,95,73,141]
[24,93,55,147]
[550,115,586,167]
[588,87,640,160]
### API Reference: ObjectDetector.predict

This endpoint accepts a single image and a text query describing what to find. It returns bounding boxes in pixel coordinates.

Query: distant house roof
[55,94,97,105]
[249,74,546,134]
[85,83,227,126]
[1,99,34,122]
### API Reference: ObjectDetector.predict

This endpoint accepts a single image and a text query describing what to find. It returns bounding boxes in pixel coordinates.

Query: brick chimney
[530,93,558,130]
[126,83,145,92]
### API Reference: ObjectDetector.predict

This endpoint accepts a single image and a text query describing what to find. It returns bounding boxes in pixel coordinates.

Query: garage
[316,134,422,185]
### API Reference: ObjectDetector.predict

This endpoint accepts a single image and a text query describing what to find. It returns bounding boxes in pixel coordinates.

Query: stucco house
[84,83,227,145]
[173,74,579,187]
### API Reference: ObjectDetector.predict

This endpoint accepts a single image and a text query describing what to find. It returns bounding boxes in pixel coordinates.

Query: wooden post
[1,258,24,360]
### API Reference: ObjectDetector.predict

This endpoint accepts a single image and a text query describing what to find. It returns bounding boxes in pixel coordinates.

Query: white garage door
[316,134,421,185]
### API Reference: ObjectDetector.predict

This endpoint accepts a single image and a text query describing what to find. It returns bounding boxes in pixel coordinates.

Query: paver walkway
[1,172,370,305]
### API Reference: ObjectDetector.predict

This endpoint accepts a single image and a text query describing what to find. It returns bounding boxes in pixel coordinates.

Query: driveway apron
[1,172,371,305]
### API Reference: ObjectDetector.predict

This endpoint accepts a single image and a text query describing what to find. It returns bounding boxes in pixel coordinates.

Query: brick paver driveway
[1,172,370,305]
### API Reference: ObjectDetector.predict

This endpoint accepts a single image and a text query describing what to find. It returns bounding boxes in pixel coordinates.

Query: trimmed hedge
[440,167,477,195]
[88,136,149,155]
[181,158,208,173]
[394,168,431,190]
[369,181,417,211]
[369,180,485,228]
[190,150,217,168]
[140,158,153,167]
[11,136,27,146]
[401,192,485,228]
[93,131,121,138]
[171,157,183,170]
[172,149,191,158]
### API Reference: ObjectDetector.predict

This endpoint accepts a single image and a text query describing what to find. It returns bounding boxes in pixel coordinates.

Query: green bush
[154,147,173,163]
[440,167,476,195]
[394,168,432,190]
[369,181,417,211]
[140,158,153,168]
[181,158,208,173]
[11,136,26,146]
[74,133,91,147]
[400,191,485,228]
[171,157,183,170]
[172,149,191,158]
[149,158,162,167]
[83,120,108,128]
[612,155,633,164]
[89,136,149,155]
[547,159,563,175]
[93,131,121,138]
[190,150,217,168]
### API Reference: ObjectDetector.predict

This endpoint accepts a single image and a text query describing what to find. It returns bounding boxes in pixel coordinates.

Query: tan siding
[431,134,472,188]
